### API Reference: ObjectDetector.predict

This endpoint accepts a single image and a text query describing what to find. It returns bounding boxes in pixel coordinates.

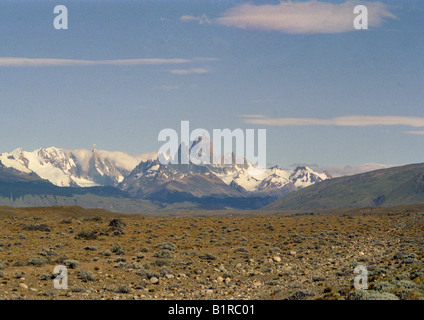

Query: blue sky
[0,0,423,173]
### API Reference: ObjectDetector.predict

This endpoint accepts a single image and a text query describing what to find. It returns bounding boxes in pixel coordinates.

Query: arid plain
[0,205,423,300]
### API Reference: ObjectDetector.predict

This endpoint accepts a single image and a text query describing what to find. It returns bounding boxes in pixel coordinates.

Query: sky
[0,0,423,175]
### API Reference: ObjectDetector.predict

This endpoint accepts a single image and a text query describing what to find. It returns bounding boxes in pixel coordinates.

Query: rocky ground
[0,207,423,300]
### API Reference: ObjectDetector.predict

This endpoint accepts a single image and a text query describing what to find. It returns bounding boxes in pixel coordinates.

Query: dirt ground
[0,206,423,300]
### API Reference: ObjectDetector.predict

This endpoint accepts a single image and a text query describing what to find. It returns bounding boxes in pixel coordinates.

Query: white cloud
[242,115,424,128]
[180,14,211,24]
[167,67,211,75]
[0,57,193,67]
[288,162,320,168]
[214,0,396,34]
[239,114,266,119]
[286,162,396,177]
[404,131,424,135]
[319,163,396,177]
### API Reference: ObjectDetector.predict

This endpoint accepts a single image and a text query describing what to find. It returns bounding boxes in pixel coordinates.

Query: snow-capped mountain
[119,156,331,199]
[289,166,331,188]
[0,146,156,187]
[0,145,331,203]
[119,159,186,198]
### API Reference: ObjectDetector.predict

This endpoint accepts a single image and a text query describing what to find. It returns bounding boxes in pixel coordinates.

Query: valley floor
[0,206,423,300]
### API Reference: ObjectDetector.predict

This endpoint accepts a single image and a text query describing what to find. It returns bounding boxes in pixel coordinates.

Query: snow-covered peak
[290,166,330,188]
[0,147,81,187]
[0,146,157,188]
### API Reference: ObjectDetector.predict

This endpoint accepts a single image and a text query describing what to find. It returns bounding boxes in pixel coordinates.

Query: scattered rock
[19,283,28,290]
[150,277,159,284]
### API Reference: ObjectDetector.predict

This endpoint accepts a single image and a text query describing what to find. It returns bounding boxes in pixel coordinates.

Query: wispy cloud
[242,115,424,128]
[167,67,211,75]
[286,162,397,177]
[287,162,397,177]
[404,131,424,135]
[319,163,397,177]
[181,1,396,34]
[239,114,266,119]
[0,57,194,67]
[288,163,320,169]
[180,14,211,24]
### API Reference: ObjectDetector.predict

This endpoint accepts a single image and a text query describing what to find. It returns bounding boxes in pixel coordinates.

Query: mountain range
[0,146,156,187]
[1,145,424,213]
[0,145,330,210]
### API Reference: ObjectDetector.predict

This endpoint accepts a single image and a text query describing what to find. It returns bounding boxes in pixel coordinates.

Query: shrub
[266,280,280,286]
[136,269,158,280]
[54,256,68,264]
[391,280,416,289]
[38,248,58,256]
[112,229,125,236]
[77,270,95,281]
[268,246,280,254]
[116,285,131,294]
[285,290,316,300]
[374,281,395,293]
[28,256,47,267]
[393,252,417,260]
[111,245,125,255]
[63,259,80,269]
[312,277,325,282]
[126,262,142,269]
[23,224,51,232]
[109,219,126,229]
[100,250,112,257]
[151,260,170,267]
[40,273,57,280]
[153,250,173,259]
[75,230,98,240]
[199,252,216,261]
[156,242,177,251]
[114,257,126,262]
[114,262,127,268]
[401,258,418,265]
[349,290,399,300]
[395,289,416,300]
[159,267,174,277]
[84,217,102,222]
